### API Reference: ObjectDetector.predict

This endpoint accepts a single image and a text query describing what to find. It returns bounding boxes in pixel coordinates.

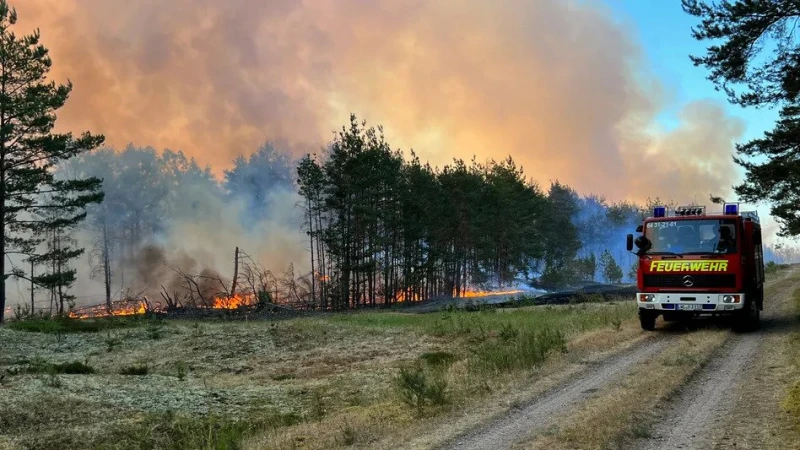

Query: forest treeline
[19,117,798,313]
[296,115,647,309]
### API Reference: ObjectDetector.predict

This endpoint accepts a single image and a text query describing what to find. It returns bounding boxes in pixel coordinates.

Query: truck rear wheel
[639,309,657,331]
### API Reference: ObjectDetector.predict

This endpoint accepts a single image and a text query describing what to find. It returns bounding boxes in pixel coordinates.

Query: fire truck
[626,203,765,332]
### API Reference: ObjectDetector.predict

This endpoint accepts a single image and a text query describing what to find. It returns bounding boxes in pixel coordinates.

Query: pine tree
[0,1,104,322]
[683,0,800,236]
[600,249,623,284]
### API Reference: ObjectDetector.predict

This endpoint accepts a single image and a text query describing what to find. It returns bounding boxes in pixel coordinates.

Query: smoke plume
[14,0,744,203]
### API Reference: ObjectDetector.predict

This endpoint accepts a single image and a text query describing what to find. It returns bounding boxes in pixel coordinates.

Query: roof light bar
[675,205,706,216]
[653,206,666,218]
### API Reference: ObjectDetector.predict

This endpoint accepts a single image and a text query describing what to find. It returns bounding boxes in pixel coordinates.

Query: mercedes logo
[682,275,694,287]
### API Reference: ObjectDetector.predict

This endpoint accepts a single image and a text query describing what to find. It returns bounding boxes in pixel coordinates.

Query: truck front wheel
[639,309,657,331]
[732,299,760,332]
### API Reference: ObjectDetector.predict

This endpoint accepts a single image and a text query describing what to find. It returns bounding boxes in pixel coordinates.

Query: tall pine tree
[0,1,104,322]
[683,0,800,236]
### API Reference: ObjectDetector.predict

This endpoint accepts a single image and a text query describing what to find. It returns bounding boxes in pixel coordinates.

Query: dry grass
[0,300,638,450]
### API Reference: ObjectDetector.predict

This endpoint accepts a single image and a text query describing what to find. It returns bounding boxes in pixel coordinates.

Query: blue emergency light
[653,206,666,218]
[724,203,739,215]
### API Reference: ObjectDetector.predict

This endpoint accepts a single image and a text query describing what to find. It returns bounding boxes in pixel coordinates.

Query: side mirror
[635,225,643,233]
[634,235,652,251]
[626,234,634,251]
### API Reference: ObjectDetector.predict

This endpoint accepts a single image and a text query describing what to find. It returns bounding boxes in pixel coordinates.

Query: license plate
[677,304,702,310]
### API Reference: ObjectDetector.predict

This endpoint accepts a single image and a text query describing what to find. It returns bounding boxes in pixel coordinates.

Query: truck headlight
[639,294,654,302]
[722,295,741,303]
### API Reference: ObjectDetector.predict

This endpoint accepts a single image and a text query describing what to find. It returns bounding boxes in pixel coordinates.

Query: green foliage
[600,250,624,284]
[394,364,449,415]
[683,0,800,236]
[0,1,106,321]
[176,360,188,381]
[119,364,149,376]
[6,316,138,333]
[329,301,635,338]
[765,260,778,275]
[419,351,458,368]
[23,358,95,375]
[627,260,639,282]
[471,327,567,373]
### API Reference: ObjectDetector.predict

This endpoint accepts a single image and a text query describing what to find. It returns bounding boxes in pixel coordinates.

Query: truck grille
[643,274,736,289]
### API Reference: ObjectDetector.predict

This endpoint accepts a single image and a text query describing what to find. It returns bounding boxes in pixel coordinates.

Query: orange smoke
[12,0,744,205]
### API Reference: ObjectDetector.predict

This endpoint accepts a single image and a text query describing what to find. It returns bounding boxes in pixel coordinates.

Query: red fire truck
[626,203,764,332]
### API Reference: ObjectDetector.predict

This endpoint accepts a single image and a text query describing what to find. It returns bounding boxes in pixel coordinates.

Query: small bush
[765,261,778,275]
[473,327,567,373]
[25,359,95,375]
[394,365,449,415]
[146,322,164,340]
[120,364,149,376]
[176,361,188,381]
[419,351,458,368]
[270,373,295,381]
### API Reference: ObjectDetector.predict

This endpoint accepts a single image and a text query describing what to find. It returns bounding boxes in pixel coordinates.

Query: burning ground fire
[65,289,525,318]
[395,288,525,303]
[67,294,259,319]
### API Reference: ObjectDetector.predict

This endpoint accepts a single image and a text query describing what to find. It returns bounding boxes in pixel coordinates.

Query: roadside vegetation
[784,287,800,430]
[0,297,635,450]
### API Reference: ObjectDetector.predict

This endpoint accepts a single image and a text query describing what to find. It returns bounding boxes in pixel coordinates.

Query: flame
[66,292,260,319]
[68,299,150,319]
[212,294,256,309]
[395,290,420,303]
[455,289,524,298]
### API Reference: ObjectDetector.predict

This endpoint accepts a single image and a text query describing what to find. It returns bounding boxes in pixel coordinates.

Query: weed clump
[24,358,95,375]
[120,364,149,376]
[419,351,458,368]
[473,327,567,373]
[7,315,142,334]
[394,364,449,415]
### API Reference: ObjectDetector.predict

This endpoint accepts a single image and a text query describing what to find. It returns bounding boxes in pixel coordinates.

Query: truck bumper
[636,292,746,312]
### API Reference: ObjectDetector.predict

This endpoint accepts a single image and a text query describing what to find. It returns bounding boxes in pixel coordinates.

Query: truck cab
[626,203,764,332]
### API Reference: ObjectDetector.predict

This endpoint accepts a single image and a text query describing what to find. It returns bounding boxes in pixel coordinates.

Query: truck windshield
[644,219,738,255]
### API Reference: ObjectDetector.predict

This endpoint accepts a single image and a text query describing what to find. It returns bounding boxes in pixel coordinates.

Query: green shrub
[419,351,458,368]
[394,365,449,415]
[24,358,95,375]
[472,327,567,373]
[7,316,140,334]
[120,364,149,376]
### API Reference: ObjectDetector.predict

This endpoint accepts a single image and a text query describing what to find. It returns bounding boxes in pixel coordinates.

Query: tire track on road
[639,333,760,450]
[438,336,673,450]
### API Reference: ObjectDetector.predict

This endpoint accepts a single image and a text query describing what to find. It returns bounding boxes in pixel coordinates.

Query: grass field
[0,297,636,450]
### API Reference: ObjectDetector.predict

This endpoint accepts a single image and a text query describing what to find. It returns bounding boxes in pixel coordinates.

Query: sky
[9,0,794,248]
[606,0,785,244]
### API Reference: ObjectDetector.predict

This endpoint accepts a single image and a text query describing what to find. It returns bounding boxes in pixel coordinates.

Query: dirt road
[439,337,672,450]
[437,266,800,450]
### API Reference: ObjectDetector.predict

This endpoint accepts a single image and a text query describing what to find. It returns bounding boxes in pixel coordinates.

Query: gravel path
[437,336,672,450]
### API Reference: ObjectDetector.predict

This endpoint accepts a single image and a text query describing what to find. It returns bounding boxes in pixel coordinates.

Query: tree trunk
[103,221,112,311]
[230,246,239,298]
[30,259,34,313]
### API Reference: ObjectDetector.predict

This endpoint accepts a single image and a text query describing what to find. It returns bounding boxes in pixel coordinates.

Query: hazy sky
[12,0,788,243]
